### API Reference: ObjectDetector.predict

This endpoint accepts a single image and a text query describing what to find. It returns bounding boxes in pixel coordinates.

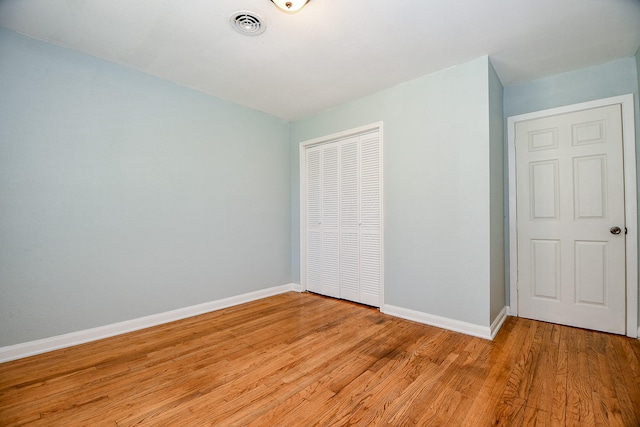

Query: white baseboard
[381,304,509,341]
[0,283,301,363]
[490,306,509,340]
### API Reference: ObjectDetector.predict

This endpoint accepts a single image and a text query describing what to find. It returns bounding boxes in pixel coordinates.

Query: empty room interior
[2,0,640,425]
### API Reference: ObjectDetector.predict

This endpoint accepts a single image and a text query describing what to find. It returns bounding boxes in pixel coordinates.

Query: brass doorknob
[610,226,622,235]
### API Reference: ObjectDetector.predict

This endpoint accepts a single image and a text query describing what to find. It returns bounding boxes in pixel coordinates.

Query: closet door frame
[299,122,384,308]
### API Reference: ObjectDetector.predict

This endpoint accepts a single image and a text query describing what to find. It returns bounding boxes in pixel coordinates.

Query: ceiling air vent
[230,11,266,36]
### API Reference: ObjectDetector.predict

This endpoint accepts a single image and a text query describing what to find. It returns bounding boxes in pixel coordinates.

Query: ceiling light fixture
[270,0,309,13]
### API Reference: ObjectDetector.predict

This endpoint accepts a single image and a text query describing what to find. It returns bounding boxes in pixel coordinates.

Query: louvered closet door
[321,144,340,298]
[303,129,382,307]
[358,131,382,307]
[339,137,360,303]
[305,144,341,298]
[305,146,323,295]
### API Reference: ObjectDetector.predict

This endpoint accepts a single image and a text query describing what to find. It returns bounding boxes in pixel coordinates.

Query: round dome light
[270,0,309,13]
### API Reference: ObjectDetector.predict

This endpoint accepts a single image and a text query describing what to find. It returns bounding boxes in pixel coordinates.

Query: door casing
[507,94,638,338]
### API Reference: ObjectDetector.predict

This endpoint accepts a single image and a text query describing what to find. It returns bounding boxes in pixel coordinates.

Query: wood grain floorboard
[1,292,639,426]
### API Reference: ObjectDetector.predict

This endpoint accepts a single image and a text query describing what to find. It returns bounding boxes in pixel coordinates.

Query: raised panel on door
[529,160,559,220]
[574,241,607,306]
[530,239,561,301]
[573,155,606,220]
[516,104,626,334]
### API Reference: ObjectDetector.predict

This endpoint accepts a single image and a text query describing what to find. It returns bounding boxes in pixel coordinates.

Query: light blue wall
[489,61,505,323]
[637,48,640,108]
[503,57,640,321]
[504,57,639,118]
[0,28,292,346]
[292,57,500,327]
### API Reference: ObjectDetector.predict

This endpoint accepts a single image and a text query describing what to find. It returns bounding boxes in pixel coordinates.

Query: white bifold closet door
[303,130,382,307]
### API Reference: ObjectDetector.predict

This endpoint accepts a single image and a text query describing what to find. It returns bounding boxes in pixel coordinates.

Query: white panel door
[516,104,626,334]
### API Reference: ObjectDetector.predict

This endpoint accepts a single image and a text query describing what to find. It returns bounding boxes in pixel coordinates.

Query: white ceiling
[1,0,639,120]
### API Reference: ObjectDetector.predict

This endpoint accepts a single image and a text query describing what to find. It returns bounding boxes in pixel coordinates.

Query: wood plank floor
[1,292,639,426]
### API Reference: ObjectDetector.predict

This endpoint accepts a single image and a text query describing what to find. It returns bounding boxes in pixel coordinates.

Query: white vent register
[230,11,266,36]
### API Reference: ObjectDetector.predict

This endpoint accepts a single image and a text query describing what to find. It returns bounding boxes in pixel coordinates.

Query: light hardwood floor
[1,292,639,426]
